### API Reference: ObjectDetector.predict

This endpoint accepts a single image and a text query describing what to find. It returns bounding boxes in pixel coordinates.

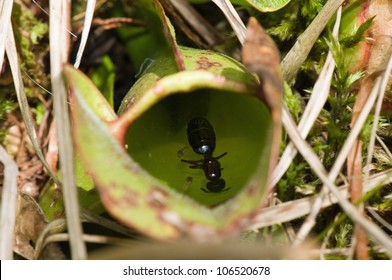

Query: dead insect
[176,146,188,158]
[181,117,229,193]
[182,176,193,192]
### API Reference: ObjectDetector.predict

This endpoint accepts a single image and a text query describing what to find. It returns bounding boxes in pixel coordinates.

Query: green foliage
[334,222,353,248]
[31,103,45,126]
[258,223,290,245]
[30,19,48,44]
[378,193,392,212]
[316,32,364,167]
[276,6,383,245]
[265,0,327,41]
[267,12,298,41]
[340,17,375,49]
[0,99,16,142]
[12,3,49,97]
[277,161,308,201]
[300,0,324,19]
[12,4,48,45]
[325,31,365,93]
[359,114,387,145]
[91,55,116,107]
[0,99,15,120]
[284,82,302,121]
[242,225,290,246]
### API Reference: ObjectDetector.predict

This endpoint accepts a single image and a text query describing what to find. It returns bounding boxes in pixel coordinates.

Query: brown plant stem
[242,18,283,192]
[347,78,373,260]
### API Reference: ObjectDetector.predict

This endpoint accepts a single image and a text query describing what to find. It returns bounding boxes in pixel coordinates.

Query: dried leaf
[14,193,47,259]
[242,17,283,189]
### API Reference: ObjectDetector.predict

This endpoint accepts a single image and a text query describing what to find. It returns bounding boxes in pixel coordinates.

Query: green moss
[11,3,49,97]
[284,82,302,122]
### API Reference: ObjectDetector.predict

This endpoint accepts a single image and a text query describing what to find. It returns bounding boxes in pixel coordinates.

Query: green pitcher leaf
[242,0,291,12]
[65,9,282,239]
[118,46,258,113]
[38,156,105,221]
[66,48,275,239]
[116,0,184,71]
[38,64,116,221]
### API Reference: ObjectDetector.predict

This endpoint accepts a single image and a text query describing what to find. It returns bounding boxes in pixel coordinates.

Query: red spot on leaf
[196,56,222,70]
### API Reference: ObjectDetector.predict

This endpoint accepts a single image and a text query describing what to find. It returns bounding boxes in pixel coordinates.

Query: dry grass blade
[0,1,17,260]
[345,58,390,259]
[376,134,392,160]
[367,207,392,232]
[0,0,13,69]
[281,0,345,82]
[73,0,96,68]
[249,168,392,230]
[271,42,336,187]
[0,145,18,260]
[365,54,392,182]
[271,8,341,187]
[293,54,392,250]
[5,22,62,187]
[170,0,222,47]
[356,55,392,258]
[292,75,381,246]
[35,233,142,259]
[49,0,86,259]
[282,102,392,257]
[80,209,136,238]
[42,233,140,251]
[34,219,66,259]
[212,0,246,44]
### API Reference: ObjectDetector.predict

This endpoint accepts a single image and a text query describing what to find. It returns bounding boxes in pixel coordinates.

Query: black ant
[181,117,230,193]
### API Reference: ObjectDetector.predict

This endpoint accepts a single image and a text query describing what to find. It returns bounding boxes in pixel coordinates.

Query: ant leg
[181,158,203,165]
[181,159,204,169]
[189,164,203,169]
[201,188,210,193]
[214,152,227,160]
